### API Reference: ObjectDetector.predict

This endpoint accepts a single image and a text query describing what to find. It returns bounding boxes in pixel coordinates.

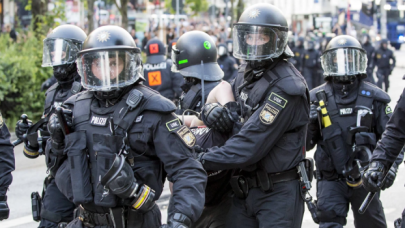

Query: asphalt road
[2,48,405,228]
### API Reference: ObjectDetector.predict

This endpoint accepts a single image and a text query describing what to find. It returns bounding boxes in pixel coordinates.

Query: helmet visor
[218,46,227,56]
[321,48,367,77]
[42,38,80,67]
[171,45,181,73]
[232,25,288,60]
[77,50,143,91]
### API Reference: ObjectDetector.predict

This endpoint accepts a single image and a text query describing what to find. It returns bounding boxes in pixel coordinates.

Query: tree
[87,0,95,32]
[114,0,129,29]
[236,0,243,23]
[185,0,208,16]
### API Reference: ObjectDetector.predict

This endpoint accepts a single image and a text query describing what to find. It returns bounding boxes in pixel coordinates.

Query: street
[1,48,405,228]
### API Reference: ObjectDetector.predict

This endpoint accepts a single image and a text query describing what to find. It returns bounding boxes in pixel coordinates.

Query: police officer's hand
[15,117,32,140]
[381,163,398,190]
[47,114,65,144]
[362,161,386,192]
[161,213,191,228]
[193,145,206,163]
[309,104,318,123]
[0,196,9,220]
[201,103,234,133]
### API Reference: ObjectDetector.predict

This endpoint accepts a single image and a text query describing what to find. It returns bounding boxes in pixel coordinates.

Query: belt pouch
[31,192,42,221]
[322,123,348,174]
[93,134,123,207]
[66,131,93,204]
[229,176,248,199]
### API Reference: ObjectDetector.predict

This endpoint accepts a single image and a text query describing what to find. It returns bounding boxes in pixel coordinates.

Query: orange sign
[148,71,162,86]
[149,43,159,54]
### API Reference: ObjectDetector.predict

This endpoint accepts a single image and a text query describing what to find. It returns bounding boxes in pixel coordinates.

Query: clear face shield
[321,48,367,77]
[232,25,288,60]
[42,38,81,67]
[171,45,181,73]
[77,50,143,91]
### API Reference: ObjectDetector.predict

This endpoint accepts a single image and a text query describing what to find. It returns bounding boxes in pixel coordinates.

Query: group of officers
[1,3,405,228]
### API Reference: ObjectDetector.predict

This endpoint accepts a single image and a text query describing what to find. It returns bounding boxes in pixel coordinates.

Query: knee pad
[317,210,347,226]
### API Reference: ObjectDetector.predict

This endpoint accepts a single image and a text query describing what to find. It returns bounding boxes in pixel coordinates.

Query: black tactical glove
[201,103,234,133]
[48,114,65,144]
[362,161,386,193]
[0,196,9,220]
[309,104,318,123]
[15,118,32,140]
[161,213,191,228]
[193,145,207,164]
[381,163,398,190]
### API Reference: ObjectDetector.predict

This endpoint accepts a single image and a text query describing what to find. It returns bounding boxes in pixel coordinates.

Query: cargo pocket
[93,134,123,207]
[55,159,74,202]
[322,124,348,174]
[66,131,93,205]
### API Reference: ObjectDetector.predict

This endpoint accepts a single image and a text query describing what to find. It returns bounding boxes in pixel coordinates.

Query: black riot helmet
[295,37,305,48]
[145,38,166,64]
[225,39,233,54]
[232,3,293,61]
[321,35,367,80]
[306,40,315,50]
[42,25,87,81]
[361,34,371,45]
[217,43,228,57]
[76,25,143,92]
[380,38,388,49]
[171,31,224,81]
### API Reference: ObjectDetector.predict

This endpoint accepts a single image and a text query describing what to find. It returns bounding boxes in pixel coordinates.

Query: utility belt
[230,168,300,199]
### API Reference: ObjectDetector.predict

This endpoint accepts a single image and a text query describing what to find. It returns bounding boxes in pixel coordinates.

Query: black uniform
[55,85,206,228]
[0,114,14,220]
[362,41,376,84]
[200,60,309,228]
[144,59,184,100]
[302,46,321,90]
[39,75,83,228]
[373,43,395,92]
[307,80,396,228]
[41,76,58,91]
[144,38,184,101]
[290,42,305,72]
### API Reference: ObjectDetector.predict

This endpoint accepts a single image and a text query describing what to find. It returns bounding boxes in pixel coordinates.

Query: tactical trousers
[316,180,386,228]
[193,194,232,228]
[376,68,391,92]
[39,178,76,228]
[226,180,304,228]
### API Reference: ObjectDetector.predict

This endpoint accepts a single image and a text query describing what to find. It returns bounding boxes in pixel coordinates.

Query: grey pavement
[2,48,405,228]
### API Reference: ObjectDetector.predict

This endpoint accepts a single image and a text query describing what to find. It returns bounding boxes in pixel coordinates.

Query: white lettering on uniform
[340,108,353,115]
[240,92,248,102]
[273,97,282,103]
[144,62,167,71]
[91,116,108,126]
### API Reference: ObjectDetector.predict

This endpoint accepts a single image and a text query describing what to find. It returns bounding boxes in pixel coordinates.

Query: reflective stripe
[133,186,150,209]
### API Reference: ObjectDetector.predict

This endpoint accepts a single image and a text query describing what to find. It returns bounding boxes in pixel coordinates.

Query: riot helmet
[217,43,228,57]
[42,25,87,81]
[76,26,143,92]
[145,38,166,64]
[295,37,305,48]
[232,3,292,61]
[171,31,224,81]
[225,39,233,54]
[362,34,371,45]
[380,39,388,50]
[321,35,367,80]
[306,40,315,50]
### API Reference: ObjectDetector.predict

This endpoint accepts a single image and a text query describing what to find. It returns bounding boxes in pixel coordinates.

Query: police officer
[197,4,309,227]
[217,43,238,82]
[307,35,398,228]
[167,37,178,59]
[373,39,395,92]
[0,113,14,221]
[143,38,184,101]
[362,87,405,228]
[361,34,376,84]
[302,40,322,90]
[225,39,240,65]
[175,31,224,114]
[290,37,305,72]
[14,24,86,228]
[48,25,206,228]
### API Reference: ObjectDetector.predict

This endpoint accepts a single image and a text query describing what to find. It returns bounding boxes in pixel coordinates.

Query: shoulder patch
[175,126,196,148]
[259,103,280,125]
[0,112,3,128]
[386,106,393,114]
[268,92,287,108]
[166,119,181,131]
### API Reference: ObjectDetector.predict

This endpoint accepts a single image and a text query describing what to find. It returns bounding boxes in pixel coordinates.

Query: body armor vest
[312,81,382,176]
[179,80,220,112]
[67,85,174,211]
